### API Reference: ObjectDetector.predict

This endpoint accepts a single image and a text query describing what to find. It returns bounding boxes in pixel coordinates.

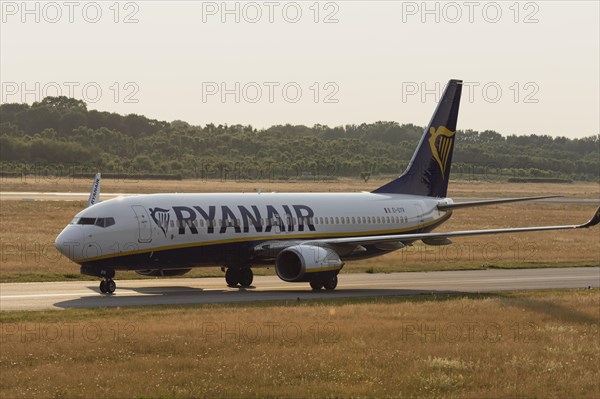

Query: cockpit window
[94,217,116,228]
[73,217,116,227]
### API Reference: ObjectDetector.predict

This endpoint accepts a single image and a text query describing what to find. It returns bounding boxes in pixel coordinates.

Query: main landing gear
[310,275,338,291]
[225,267,253,288]
[99,278,116,294]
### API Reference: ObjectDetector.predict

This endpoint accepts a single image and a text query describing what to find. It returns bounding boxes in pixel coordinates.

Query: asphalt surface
[1,267,598,311]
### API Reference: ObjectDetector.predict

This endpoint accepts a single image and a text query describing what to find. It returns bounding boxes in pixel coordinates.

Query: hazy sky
[1,1,599,137]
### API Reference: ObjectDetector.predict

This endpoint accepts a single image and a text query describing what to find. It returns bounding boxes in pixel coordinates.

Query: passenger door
[131,205,152,243]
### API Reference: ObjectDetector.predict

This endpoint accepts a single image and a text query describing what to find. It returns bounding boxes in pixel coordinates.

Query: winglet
[86,172,101,208]
[580,206,600,228]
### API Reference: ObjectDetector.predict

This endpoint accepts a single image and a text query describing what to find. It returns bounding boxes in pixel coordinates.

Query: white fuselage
[55,192,452,269]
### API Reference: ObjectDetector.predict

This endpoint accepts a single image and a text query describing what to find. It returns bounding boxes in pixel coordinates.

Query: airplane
[55,79,600,294]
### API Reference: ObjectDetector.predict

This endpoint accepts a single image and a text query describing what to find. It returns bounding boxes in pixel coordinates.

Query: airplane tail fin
[372,79,463,197]
[86,172,101,207]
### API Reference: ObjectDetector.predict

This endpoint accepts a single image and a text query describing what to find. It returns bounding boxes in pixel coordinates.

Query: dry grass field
[1,176,599,198]
[1,289,598,398]
[1,178,598,398]
[0,179,598,283]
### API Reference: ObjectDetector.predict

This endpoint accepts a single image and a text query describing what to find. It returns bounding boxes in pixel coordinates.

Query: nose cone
[55,225,83,261]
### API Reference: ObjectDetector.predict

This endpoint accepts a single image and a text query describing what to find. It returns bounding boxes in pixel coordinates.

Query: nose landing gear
[99,278,116,294]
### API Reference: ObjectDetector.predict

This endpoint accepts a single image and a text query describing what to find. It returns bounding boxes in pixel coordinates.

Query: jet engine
[275,245,344,282]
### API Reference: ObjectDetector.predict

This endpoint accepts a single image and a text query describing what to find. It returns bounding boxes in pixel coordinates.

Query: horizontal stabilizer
[437,195,561,211]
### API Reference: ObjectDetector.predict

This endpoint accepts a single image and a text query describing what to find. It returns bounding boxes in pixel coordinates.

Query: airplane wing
[306,206,600,248]
[251,206,600,258]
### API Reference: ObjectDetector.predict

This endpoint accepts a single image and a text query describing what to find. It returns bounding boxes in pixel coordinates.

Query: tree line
[0,96,598,181]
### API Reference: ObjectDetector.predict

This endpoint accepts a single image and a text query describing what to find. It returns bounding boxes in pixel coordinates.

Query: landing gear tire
[239,269,253,287]
[106,279,116,294]
[225,268,240,287]
[99,278,116,294]
[310,280,324,290]
[323,275,338,290]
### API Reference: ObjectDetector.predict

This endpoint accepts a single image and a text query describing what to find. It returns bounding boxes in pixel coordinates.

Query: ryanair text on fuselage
[150,204,316,236]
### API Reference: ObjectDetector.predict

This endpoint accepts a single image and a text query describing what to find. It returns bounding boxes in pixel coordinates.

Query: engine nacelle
[422,237,453,246]
[276,245,344,282]
[136,268,192,277]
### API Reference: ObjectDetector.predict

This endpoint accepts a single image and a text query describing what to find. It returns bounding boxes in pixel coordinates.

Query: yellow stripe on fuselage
[80,212,452,263]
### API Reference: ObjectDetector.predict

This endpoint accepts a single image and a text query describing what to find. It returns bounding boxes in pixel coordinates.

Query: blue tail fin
[372,79,463,197]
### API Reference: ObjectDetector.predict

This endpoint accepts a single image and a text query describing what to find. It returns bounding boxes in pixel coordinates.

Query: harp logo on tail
[428,125,455,179]
[150,207,171,237]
